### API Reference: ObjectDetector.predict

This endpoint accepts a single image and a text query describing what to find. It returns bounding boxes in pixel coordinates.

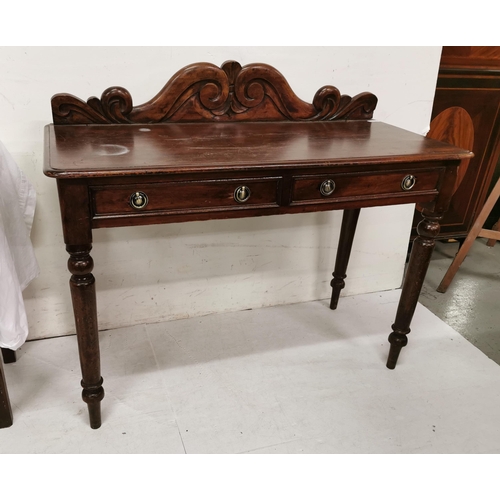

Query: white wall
[0,47,441,341]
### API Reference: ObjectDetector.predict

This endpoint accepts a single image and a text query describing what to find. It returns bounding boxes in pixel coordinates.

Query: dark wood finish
[44,121,468,179]
[67,244,103,429]
[0,355,13,428]
[330,209,360,310]
[92,177,283,216]
[407,107,475,283]
[51,61,377,125]
[413,47,500,240]
[440,47,500,70]
[389,161,460,366]
[1,348,16,364]
[292,169,443,205]
[388,213,441,368]
[419,106,476,293]
[44,61,472,428]
[57,180,103,429]
[426,107,474,194]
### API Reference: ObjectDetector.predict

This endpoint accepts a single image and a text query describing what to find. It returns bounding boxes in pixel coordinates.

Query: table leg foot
[82,378,104,429]
[386,213,440,369]
[329,279,345,310]
[386,330,409,369]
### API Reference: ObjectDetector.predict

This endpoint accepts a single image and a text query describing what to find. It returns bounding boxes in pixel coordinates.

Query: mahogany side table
[44,61,472,429]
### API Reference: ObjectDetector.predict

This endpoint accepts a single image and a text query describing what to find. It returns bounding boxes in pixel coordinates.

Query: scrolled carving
[312,86,342,119]
[133,63,231,121]
[99,87,133,123]
[234,63,298,118]
[52,94,110,125]
[51,60,378,124]
[330,92,379,120]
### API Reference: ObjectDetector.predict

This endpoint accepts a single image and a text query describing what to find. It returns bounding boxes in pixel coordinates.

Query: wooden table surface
[45,121,471,178]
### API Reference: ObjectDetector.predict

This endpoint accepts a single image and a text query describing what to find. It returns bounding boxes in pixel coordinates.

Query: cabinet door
[413,48,500,240]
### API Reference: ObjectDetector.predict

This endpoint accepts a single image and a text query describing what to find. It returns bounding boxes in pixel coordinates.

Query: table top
[44,120,473,179]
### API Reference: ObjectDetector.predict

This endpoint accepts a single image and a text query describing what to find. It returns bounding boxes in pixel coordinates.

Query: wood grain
[44,121,472,179]
[413,47,500,240]
[44,59,475,428]
[426,107,474,193]
[51,61,378,125]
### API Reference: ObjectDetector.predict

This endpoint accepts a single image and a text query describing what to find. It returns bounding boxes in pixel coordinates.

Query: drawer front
[291,169,443,204]
[91,177,281,216]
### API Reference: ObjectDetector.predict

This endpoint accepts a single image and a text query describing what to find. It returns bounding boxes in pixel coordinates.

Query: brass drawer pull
[130,191,149,209]
[234,185,251,203]
[320,179,336,196]
[401,175,416,191]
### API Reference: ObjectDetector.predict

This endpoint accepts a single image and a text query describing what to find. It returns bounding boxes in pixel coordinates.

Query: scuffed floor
[2,288,500,453]
[420,238,500,365]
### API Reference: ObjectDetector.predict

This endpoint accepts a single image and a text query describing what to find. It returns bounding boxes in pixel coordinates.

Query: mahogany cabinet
[413,46,500,239]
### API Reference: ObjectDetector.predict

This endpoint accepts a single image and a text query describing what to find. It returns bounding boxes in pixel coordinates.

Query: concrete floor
[420,238,500,365]
[2,284,500,453]
[2,237,500,453]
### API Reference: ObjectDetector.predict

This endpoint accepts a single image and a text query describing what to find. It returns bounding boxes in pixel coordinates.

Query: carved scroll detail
[51,61,378,124]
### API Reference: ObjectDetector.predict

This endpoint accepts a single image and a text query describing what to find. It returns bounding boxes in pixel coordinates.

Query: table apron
[86,166,445,229]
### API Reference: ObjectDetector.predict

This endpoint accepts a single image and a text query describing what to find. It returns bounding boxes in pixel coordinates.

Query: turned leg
[330,209,361,310]
[67,244,104,429]
[0,355,13,428]
[386,213,440,369]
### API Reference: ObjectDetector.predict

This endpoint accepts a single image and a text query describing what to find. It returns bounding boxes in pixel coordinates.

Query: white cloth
[0,141,39,350]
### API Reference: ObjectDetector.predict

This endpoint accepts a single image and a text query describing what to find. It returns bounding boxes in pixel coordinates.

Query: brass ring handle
[320,179,336,196]
[130,191,149,209]
[401,175,416,191]
[234,185,251,203]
